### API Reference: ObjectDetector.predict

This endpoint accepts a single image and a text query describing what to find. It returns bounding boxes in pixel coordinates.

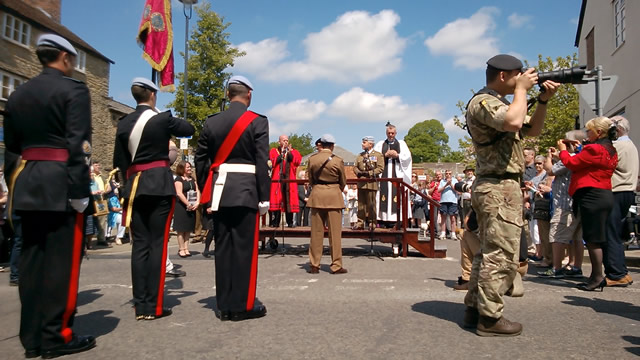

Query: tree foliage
[522,54,580,151]
[405,119,456,163]
[454,53,580,159]
[167,3,244,143]
[269,132,316,157]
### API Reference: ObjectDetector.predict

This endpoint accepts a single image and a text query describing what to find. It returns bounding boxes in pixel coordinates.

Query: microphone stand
[267,147,288,256]
[363,156,383,261]
[279,148,287,256]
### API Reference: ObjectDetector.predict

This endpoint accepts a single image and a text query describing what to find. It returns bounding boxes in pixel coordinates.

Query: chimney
[22,0,61,23]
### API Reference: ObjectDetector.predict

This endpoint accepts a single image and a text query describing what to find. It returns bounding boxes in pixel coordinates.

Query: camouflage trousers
[464,178,523,319]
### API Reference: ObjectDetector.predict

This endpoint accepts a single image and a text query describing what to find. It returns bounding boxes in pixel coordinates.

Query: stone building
[575,0,639,136]
[0,0,129,168]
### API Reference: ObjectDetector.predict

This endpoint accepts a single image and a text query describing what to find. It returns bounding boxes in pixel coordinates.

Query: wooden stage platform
[258,226,447,258]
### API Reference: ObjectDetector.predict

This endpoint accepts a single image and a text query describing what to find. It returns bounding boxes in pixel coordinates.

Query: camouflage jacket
[466,91,531,176]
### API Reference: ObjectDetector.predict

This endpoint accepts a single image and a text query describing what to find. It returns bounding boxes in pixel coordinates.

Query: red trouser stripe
[60,213,84,343]
[156,197,175,316]
[246,212,260,311]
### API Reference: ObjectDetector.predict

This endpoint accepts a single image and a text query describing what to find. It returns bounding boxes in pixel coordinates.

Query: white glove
[69,197,90,213]
[258,201,270,215]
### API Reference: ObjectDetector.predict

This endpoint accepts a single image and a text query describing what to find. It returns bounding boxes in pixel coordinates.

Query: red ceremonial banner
[137,0,175,92]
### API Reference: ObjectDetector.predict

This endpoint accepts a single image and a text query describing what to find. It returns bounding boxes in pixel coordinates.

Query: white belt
[211,164,256,211]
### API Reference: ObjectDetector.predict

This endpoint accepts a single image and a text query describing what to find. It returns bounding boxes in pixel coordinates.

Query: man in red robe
[269,135,302,227]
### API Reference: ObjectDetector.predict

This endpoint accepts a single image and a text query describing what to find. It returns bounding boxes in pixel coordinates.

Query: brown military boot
[453,282,469,291]
[517,261,528,277]
[463,307,479,328]
[476,315,523,337]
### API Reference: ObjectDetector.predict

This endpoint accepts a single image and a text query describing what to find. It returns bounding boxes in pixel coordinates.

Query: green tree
[404,119,451,163]
[168,3,244,143]
[269,132,316,157]
[454,53,580,158]
[523,54,580,151]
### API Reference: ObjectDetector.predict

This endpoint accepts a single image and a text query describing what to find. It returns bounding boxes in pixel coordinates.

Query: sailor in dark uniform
[195,75,270,321]
[113,77,194,321]
[4,34,96,359]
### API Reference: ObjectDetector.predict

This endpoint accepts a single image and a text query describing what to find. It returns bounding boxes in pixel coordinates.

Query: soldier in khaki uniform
[353,136,384,230]
[463,54,559,336]
[306,134,348,274]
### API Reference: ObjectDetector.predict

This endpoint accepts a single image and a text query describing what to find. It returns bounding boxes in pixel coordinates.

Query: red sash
[126,159,170,178]
[22,147,69,161]
[200,111,259,204]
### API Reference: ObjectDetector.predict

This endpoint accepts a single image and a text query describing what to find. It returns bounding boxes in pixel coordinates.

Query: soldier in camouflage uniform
[462,54,559,336]
[353,136,384,230]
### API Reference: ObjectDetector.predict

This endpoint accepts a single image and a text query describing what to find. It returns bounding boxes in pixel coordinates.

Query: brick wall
[0,17,114,173]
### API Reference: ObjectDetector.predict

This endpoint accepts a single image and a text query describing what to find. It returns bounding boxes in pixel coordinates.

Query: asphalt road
[1,235,639,359]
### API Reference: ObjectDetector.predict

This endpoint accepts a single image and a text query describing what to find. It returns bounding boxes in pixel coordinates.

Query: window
[614,0,626,48]
[586,28,594,70]
[75,50,86,72]
[1,71,27,100]
[3,13,31,47]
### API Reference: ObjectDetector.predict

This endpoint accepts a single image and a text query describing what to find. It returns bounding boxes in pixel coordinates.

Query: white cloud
[570,17,579,26]
[443,117,468,138]
[424,7,500,70]
[267,99,327,123]
[233,10,407,83]
[328,87,444,131]
[508,13,532,29]
[234,38,290,73]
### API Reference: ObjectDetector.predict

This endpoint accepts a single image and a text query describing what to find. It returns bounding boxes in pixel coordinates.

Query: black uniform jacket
[195,101,270,210]
[113,105,194,199]
[4,67,92,212]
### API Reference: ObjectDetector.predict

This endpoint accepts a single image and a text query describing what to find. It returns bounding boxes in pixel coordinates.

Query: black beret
[486,54,523,71]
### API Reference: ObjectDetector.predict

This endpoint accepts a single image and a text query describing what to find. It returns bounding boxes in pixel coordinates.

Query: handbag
[533,197,551,221]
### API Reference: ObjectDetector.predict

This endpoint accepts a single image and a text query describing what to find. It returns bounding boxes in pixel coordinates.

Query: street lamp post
[178,0,197,160]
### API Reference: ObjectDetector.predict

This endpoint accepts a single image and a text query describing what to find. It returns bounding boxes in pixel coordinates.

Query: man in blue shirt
[438,169,458,239]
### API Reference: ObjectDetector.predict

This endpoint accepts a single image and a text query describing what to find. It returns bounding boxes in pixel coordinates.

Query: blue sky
[61,0,582,154]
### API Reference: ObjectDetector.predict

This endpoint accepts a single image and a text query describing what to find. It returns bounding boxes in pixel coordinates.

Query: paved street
[1,235,639,359]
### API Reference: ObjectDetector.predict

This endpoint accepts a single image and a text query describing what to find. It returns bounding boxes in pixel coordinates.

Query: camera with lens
[454,182,471,193]
[535,65,588,85]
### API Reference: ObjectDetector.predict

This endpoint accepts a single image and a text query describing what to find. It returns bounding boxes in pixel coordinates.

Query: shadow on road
[164,289,198,308]
[197,296,218,312]
[197,296,266,313]
[77,289,104,307]
[562,295,640,322]
[523,276,585,289]
[411,300,474,333]
[426,277,458,289]
[622,336,640,357]
[74,310,119,338]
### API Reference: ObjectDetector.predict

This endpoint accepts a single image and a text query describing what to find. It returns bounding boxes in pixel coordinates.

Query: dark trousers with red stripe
[130,195,174,316]
[213,207,260,312]
[19,211,84,351]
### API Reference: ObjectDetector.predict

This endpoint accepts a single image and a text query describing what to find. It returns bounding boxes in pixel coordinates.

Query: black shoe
[577,278,606,292]
[9,279,18,286]
[166,268,186,277]
[141,307,172,320]
[216,310,231,321]
[202,250,211,258]
[24,348,40,358]
[230,305,267,321]
[41,335,96,359]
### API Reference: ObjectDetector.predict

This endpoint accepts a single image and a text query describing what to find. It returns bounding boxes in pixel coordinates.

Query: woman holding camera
[174,161,200,257]
[557,116,618,291]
